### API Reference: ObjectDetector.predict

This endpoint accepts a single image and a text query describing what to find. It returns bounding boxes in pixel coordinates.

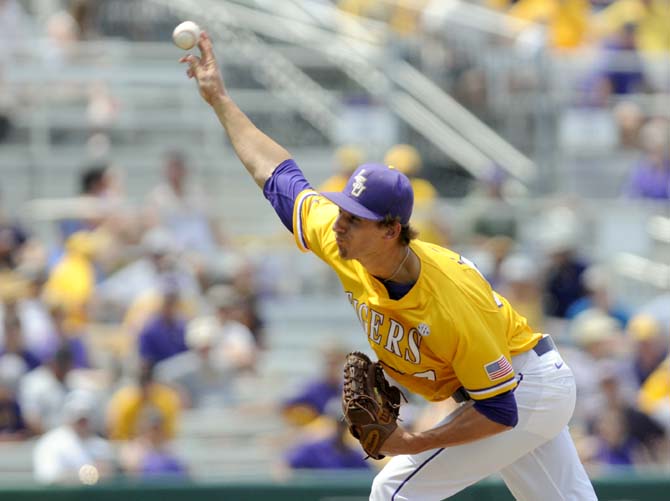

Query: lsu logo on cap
[351,169,367,197]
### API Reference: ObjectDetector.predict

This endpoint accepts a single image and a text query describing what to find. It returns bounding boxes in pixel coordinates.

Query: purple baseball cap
[321,163,414,225]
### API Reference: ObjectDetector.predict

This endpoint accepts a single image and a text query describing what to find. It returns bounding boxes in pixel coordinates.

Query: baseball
[172,21,201,50]
[78,464,99,485]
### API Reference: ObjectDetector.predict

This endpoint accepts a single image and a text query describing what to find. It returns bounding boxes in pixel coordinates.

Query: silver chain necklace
[384,247,410,283]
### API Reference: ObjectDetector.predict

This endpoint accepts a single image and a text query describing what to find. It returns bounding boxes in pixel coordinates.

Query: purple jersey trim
[294,191,317,251]
[472,390,518,427]
[262,159,312,233]
[465,374,517,394]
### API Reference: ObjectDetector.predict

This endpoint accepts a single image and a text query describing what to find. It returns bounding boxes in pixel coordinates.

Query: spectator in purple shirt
[284,404,369,470]
[0,315,41,373]
[542,241,589,319]
[137,410,188,479]
[119,408,188,480]
[42,304,89,369]
[138,280,188,366]
[596,23,646,96]
[593,411,639,468]
[0,382,28,441]
[141,447,188,479]
[623,119,670,200]
[281,344,346,426]
[0,188,30,271]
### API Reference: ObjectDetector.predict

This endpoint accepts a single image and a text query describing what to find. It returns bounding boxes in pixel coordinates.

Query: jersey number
[412,370,437,381]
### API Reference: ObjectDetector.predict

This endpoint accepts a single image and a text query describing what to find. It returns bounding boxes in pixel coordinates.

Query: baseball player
[181,32,597,500]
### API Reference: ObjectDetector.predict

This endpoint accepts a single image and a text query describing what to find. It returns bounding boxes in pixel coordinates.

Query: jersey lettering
[350,296,359,315]
[405,328,422,364]
[384,319,404,357]
[345,294,422,365]
[357,302,369,338]
[369,309,384,344]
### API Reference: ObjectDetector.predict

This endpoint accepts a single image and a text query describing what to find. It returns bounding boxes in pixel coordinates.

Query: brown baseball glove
[342,352,404,460]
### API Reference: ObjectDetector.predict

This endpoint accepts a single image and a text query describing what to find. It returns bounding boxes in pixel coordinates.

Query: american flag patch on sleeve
[484,355,513,381]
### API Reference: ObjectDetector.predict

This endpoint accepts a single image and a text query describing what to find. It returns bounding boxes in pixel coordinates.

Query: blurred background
[0,0,668,499]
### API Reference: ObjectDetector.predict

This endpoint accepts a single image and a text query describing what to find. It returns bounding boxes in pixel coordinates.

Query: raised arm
[180,31,291,188]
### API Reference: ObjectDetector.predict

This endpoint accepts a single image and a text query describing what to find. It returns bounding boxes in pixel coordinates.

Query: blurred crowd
[335,0,669,202]
[0,0,667,487]
[0,150,265,483]
[2,0,668,201]
[335,0,670,53]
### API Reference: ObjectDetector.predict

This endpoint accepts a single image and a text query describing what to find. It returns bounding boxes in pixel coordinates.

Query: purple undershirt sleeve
[472,390,518,427]
[262,159,313,233]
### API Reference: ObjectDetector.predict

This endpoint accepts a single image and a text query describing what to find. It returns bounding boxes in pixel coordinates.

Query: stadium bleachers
[0,0,668,494]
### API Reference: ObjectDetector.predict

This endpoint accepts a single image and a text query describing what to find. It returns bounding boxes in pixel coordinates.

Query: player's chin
[336,242,350,259]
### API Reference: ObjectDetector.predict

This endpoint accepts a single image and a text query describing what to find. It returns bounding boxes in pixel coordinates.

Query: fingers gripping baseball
[179,31,227,106]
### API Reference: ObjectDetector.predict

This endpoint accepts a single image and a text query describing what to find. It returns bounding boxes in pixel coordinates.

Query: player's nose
[333,215,349,234]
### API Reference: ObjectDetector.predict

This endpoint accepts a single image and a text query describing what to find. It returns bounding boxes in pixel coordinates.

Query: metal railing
[146,0,537,184]
[147,0,343,140]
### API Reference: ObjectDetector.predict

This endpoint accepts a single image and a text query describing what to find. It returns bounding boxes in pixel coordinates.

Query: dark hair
[378,215,418,246]
[80,165,107,194]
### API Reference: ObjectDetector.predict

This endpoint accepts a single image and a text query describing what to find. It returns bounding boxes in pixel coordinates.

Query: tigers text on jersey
[293,189,543,402]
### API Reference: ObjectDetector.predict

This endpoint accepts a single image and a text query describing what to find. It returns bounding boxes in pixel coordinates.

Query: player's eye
[338,209,359,224]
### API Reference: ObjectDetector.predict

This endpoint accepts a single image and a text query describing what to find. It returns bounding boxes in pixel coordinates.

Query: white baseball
[172,21,201,50]
[78,464,99,485]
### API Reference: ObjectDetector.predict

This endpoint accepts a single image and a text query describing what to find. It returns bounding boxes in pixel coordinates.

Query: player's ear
[384,222,401,239]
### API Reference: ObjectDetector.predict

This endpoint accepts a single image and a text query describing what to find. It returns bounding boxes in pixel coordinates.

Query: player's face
[332,209,385,260]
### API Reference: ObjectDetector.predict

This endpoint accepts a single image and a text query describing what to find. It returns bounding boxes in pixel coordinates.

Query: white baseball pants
[370,346,598,500]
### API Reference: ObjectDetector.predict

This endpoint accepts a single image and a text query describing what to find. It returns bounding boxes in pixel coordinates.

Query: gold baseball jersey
[293,189,543,402]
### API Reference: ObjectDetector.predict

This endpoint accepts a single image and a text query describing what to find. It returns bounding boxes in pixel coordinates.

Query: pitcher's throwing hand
[180,32,227,106]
